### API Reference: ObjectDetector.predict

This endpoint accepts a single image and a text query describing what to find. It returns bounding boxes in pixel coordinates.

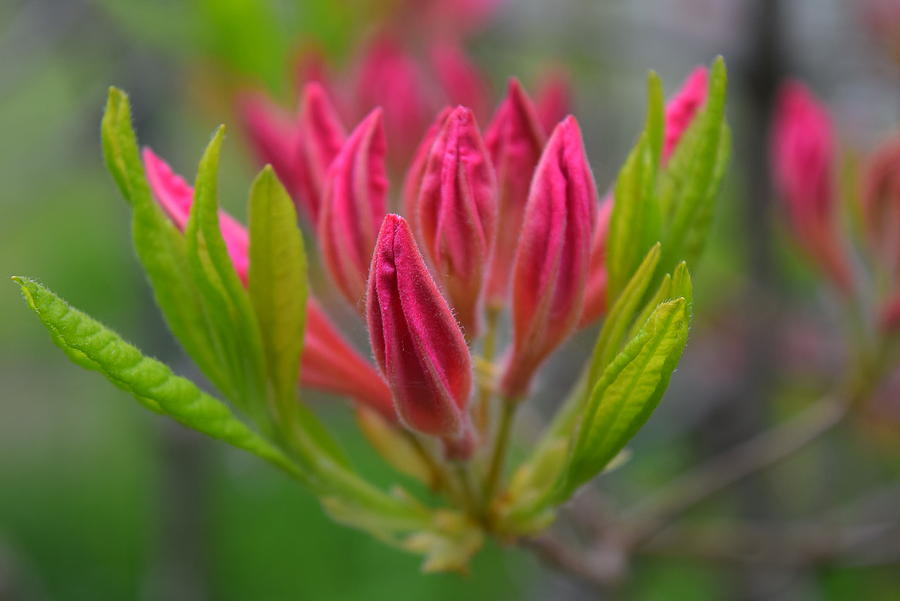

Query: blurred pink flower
[771,81,854,294]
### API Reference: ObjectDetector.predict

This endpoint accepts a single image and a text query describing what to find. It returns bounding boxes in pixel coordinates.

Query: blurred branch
[622,396,847,546]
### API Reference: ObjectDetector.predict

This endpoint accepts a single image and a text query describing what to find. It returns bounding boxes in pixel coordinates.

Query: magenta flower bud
[354,34,430,167]
[294,82,346,223]
[500,116,597,398]
[236,92,299,197]
[484,79,546,305]
[416,105,497,337]
[578,195,613,328]
[534,69,572,135]
[429,40,489,120]
[402,106,452,222]
[771,81,853,294]
[663,66,708,161]
[319,109,388,311]
[367,214,473,444]
[303,300,394,418]
[143,147,249,282]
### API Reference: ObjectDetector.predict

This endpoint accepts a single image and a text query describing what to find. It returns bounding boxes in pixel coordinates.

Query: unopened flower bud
[771,81,854,294]
[416,106,497,336]
[663,66,708,161]
[237,92,299,199]
[367,214,474,448]
[484,79,546,305]
[294,82,346,223]
[319,109,388,311]
[500,117,597,398]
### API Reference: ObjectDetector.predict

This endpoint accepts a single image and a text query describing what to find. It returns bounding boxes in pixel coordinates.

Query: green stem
[482,397,520,507]
[475,306,501,434]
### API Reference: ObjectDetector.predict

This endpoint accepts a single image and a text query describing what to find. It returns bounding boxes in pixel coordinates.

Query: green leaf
[100,88,228,395]
[658,56,730,274]
[606,71,665,303]
[248,166,307,408]
[185,127,268,419]
[246,167,349,469]
[12,276,310,486]
[561,297,690,497]
[589,243,662,387]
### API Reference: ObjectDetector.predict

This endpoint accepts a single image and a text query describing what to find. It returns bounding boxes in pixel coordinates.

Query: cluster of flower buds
[141,65,711,461]
[236,31,571,222]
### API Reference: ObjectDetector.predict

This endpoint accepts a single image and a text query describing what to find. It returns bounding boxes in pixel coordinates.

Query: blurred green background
[2,1,900,599]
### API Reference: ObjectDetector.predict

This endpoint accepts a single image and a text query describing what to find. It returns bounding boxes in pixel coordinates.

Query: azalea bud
[236,92,298,197]
[860,135,900,276]
[771,81,853,294]
[500,117,597,398]
[416,106,497,337]
[367,214,473,446]
[354,34,430,167]
[534,69,572,135]
[578,196,613,328]
[303,300,394,417]
[402,106,452,221]
[663,66,708,161]
[484,79,546,305]
[142,147,249,282]
[429,40,489,120]
[319,109,388,311]
[294,82,346,223]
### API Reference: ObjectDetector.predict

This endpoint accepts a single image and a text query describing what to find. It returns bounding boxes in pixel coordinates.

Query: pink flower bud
[483,79,546,305]
[771,81,853,294]
[367,214,473,444]
[236,92,298,197]
[319,109,388,311]
[415,106,497,336]
[429,40,489,120]
[534,69,572,135]
[663,66,708,161]
[354,34,431,167]
[294,82,346,223]
[860,135,900,276]
[402,106,452,221]
[143,147,249,282]
[303,300,394,417]
[500,117,597,398]
[578,195,613,327]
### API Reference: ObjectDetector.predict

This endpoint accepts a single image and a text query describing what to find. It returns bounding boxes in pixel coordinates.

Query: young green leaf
[606,71,665,303]
[101,88,227,395]
[589,243,662,387]
[658,56,730,275]
[12,276,310,485]
[185,127,268,418]
[247,166,307,410]
[561,297,690,497]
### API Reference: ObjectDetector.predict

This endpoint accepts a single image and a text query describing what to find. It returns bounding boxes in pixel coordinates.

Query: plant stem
[482,397,519,507]
[475,306,501,434]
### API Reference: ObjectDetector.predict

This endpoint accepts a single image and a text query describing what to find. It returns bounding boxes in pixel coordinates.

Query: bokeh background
[2,0,900,599]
